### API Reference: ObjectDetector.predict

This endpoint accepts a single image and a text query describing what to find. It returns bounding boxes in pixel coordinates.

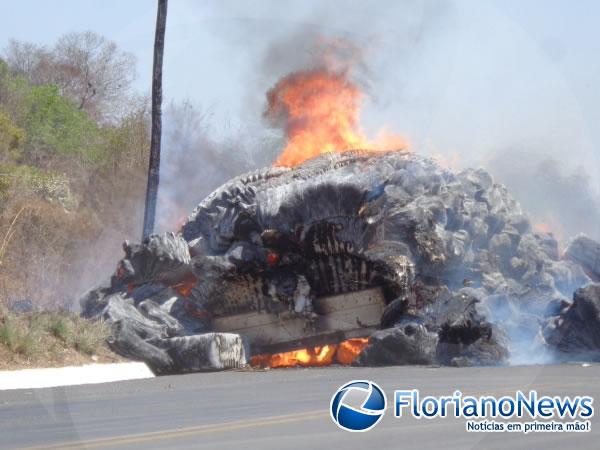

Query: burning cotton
[79,38,600,373]
[264,66,407,167]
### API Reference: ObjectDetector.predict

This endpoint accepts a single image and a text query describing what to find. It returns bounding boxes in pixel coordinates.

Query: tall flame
[265,69,408,168]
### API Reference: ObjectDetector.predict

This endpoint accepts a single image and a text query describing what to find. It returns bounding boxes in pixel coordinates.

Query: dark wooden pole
[142,0,168,239]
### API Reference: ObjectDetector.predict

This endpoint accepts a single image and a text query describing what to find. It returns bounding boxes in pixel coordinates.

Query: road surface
[0,363,598,449]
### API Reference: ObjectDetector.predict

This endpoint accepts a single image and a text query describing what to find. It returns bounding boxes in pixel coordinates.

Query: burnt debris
[81,151,600,372]
[543,283,600,360]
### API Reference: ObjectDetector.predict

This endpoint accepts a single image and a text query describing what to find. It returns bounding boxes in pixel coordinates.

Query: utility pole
[142,0,168,239]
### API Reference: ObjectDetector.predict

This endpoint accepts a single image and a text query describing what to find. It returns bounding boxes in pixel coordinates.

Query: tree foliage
[0,111,25,161]
[22,84,101,162]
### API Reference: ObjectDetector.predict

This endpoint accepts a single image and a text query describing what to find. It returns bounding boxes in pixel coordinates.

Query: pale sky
[1,0,599,186]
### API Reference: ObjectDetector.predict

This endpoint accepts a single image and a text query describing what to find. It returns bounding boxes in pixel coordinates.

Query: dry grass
[0,307,122,370]
[0,165,147,311]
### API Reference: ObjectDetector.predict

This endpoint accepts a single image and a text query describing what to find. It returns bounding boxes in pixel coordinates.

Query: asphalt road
[0,363,598,450]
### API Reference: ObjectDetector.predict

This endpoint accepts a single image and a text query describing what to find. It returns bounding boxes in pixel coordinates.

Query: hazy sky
[1,0,599,185]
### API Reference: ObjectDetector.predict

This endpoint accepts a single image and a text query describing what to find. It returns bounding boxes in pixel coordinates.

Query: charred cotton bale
[544,283,600,360]
[355,317,438,366]
[80,284,243,373]
[131,284,208,335]
[113,232,192,287]
[85,292,174,373]
[153,333,247,372]
[565,235,600,281]
[108,320,174,374]
[433,292,509,366]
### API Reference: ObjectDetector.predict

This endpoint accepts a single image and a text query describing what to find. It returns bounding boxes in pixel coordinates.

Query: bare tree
[142,0,168,239]
[3,33,136,121]
[4,39,49,78]
[53,32,136,119]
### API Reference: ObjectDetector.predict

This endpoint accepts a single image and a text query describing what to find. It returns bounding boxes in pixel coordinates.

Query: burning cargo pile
[81,150,600,373]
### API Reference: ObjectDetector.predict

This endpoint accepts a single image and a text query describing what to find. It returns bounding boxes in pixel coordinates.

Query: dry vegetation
[0,32,150,368]
[0,33,150,309]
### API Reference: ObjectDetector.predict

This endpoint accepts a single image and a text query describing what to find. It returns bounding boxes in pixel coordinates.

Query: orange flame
[534,220,565,253]
[335,338,370,365]
[265,69,407,168]
[170,273,198,297]
[250,338,369,368]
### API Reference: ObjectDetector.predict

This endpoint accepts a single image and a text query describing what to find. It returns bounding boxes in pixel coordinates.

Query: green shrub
[22,84,104,162]
[0,315,39,356]
[0,317,19,350]
[72,316,109,355]
[49,315,72,343]
[0,112,25,161]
